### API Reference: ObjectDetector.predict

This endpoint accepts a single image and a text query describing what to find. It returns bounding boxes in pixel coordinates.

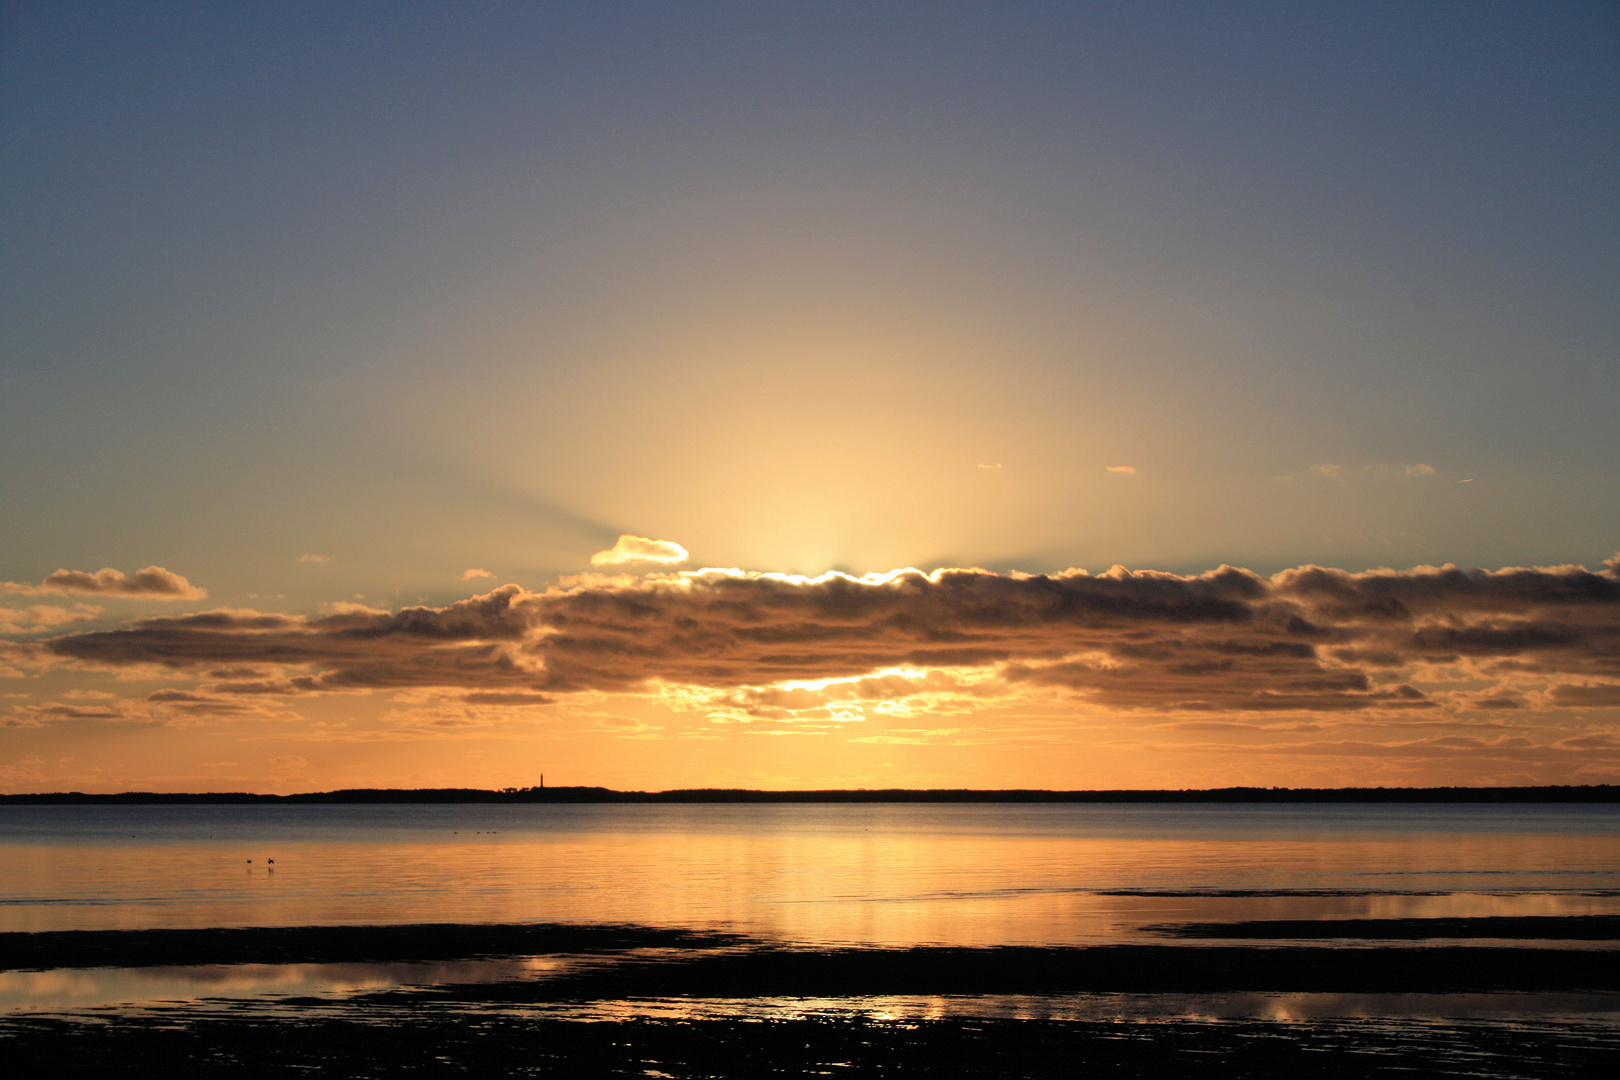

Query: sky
[2,1,1618,793]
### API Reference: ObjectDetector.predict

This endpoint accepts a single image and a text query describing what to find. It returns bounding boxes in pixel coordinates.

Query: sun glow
[775,666,935,695]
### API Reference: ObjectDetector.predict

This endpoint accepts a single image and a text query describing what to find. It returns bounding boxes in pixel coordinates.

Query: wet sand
[0,923,740,971]
[6,1009,1618,1079]
[5,922,1620,993]
[4,921,1619,1077]
[1155,915,1620,940]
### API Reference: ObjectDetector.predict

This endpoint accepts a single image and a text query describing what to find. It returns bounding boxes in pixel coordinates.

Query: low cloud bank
[39,557,1620,715]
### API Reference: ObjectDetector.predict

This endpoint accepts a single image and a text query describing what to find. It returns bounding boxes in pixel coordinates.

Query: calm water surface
[4,803,1618,1018]
[4,803,1617,940]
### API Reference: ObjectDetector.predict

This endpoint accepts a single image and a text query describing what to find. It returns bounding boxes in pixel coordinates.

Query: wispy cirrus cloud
[1,566,205,600]
[5,684,296,727]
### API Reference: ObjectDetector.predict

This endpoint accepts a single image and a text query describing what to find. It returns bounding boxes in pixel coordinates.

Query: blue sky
[2,2,1617,790]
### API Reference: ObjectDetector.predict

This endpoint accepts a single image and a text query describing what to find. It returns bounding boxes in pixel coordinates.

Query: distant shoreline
[2,784,1617,804]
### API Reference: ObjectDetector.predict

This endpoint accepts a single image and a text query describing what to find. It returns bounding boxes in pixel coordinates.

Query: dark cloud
[7,689,274,726]
[1271,563,1620,620]
[147,689,209,703]
[1547,683,1620,707]
[1,566,206,600]
[1467,695,1524,710]
[1558,733,1620,750]
[38,560,1620,715]
[1247,734,1620,762]
[458,692,556,706]
[15,701,124,721]
[143,688,268,717]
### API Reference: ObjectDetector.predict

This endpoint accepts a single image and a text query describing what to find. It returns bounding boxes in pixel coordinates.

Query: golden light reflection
[12,807,1615,940]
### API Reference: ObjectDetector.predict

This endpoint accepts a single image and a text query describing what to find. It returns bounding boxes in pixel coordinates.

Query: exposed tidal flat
[2,802,1618,1075]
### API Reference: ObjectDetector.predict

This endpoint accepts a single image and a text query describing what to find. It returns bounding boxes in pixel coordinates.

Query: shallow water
[4,803,1617,943]
[4,803,1618,1020]
[6,948,1620,1023]
[8,963,1620,1025]
[0,954,590,1013]
[528,991,1620,1025]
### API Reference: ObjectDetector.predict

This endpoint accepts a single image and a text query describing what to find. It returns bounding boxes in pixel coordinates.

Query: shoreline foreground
[10,1008,1613,1079]
[4,922,1619,1078]
[6,803,1617,1076]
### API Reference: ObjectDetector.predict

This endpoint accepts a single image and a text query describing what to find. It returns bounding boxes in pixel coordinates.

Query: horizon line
[3,784,1617,805]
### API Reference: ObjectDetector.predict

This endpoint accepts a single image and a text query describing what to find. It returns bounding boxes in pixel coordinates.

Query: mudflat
[6,1010,1618,1079]
[5,921,1620,994]
[4,921,1619,1077]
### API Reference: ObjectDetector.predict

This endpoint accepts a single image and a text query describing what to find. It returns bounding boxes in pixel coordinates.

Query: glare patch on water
[542,991,1620,1025]
[6,958,1618,1029]
[0,955,580,1013]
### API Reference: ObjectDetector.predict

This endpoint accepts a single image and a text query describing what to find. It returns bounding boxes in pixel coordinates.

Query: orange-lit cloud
[589,535,690,566]
[0,604,102,635]
[37,558,1620,724]
[1545,683,1620,707]
[0,566,205,600]
[1105,465,1136,474]
[461,568,495,580]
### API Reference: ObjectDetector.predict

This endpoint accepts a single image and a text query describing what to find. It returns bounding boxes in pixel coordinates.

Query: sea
[3,802,1619,1025]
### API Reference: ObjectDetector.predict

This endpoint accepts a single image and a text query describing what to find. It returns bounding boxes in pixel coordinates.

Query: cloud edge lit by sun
[590,536,691,567]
